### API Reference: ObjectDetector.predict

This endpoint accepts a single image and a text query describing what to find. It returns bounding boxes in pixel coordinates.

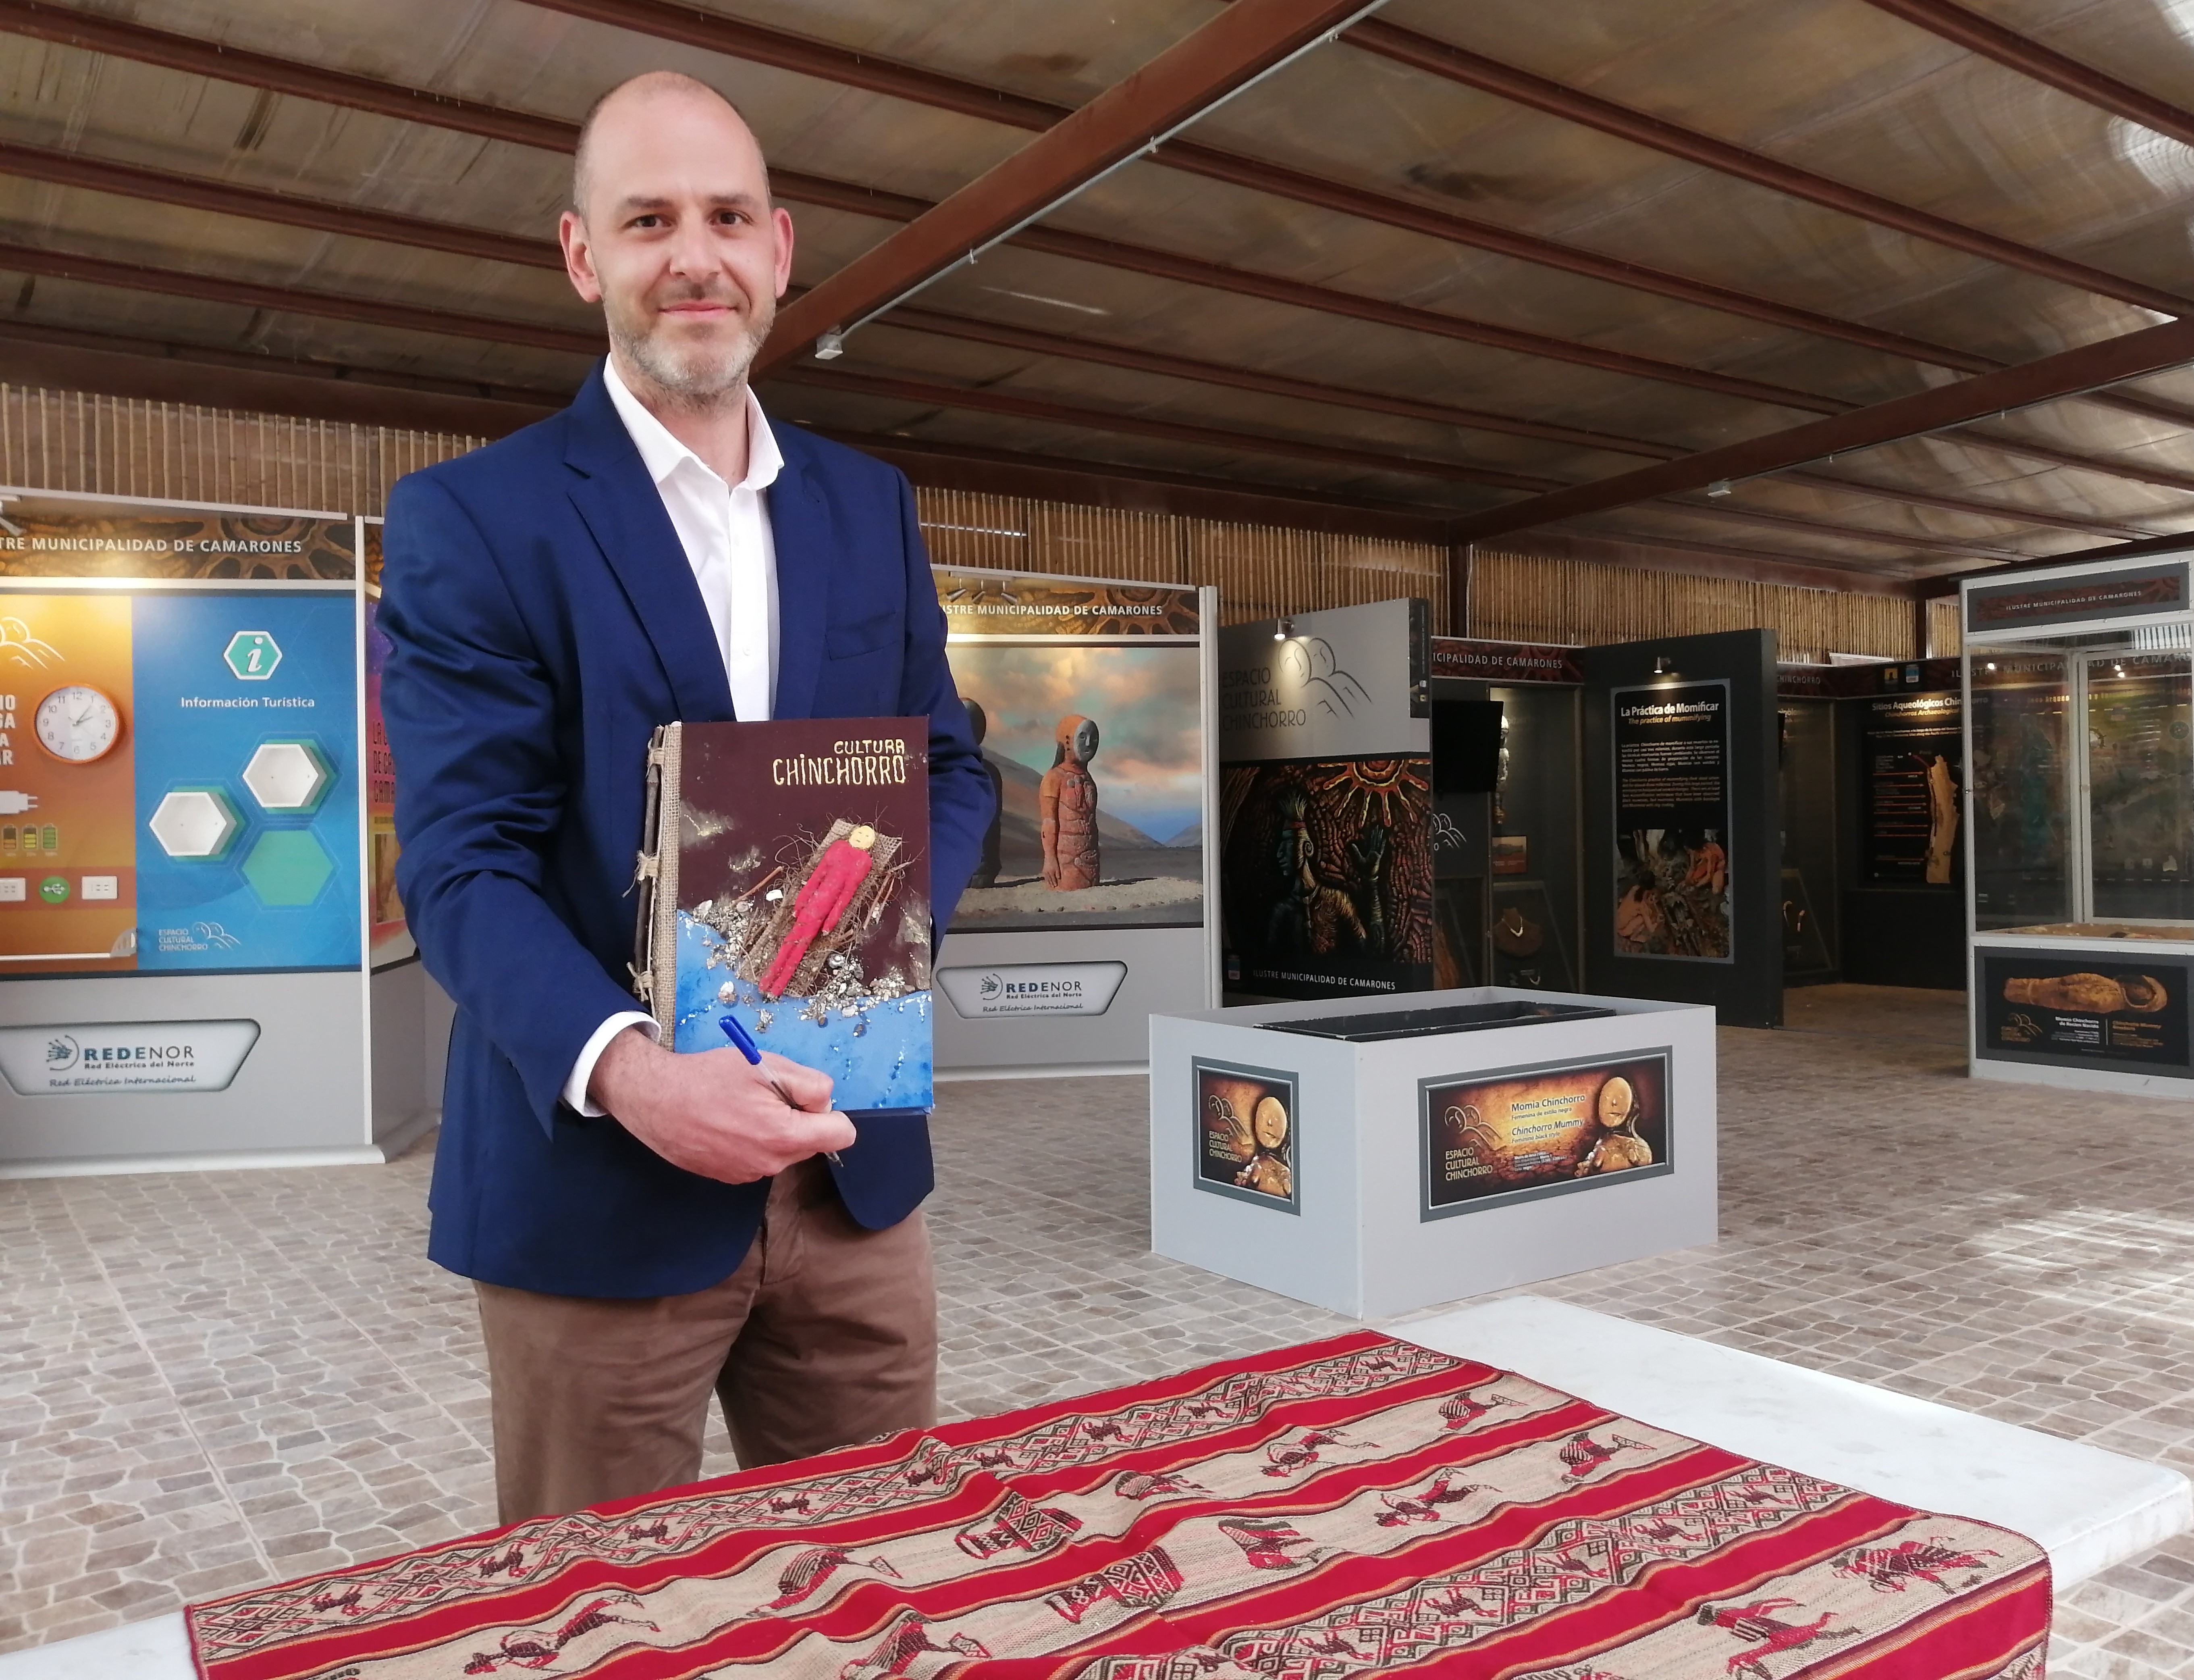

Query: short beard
[607,289,771,412]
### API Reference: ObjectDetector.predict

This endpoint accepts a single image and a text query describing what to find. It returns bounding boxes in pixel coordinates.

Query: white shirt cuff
[562,1011,659,1117]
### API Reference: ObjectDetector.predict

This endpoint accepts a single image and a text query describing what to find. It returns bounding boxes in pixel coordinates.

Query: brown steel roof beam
[1651,497,2026,561]
[1776,469,2160,539]
[19,0,2186,390]
[6,133,2186,519]
[520,0,1068,131]
[896,306,2157,537]
[760,0,1382,372]
[1344,20,2194,318]
[1149,143,1999,374]
[0,316,567,435]
[0,0,578,150]
[527,0,2176,365]
[778,364,1562,493]
[1004,224,1841,413]
[779,364,2030,562]
[0,233,2042,563]
[0,132,2167,536]
[765,179,1844,414]
[1862,0,2194,149]
[1446,316,2194,543]
[0,240,603,357]
[815,428,1462,538]
[0,134,1687,460]
[0,140,560,270]
[883,305,1677,459]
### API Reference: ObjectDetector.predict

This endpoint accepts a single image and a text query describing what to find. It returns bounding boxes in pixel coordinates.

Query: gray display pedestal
[1150,987,1716,1318]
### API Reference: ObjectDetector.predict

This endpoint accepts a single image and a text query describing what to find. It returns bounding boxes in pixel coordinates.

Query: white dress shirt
[560,360,786,1117]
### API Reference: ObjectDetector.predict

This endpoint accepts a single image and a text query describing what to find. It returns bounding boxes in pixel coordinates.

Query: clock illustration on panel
[35,685,123,764]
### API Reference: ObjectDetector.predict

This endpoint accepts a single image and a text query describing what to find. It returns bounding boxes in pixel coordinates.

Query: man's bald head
[571,72,766,218]
[558,69,795,412]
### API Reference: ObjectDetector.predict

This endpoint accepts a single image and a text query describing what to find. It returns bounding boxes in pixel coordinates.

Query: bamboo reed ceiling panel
[914,487,1451,628]
[0,385,1947,663]
[1926,598,1962,659]
[0,384,480,514]
[1467,550,1921,664]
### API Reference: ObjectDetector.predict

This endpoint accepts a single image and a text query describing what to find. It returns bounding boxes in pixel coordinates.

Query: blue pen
[721,1015,842,1165]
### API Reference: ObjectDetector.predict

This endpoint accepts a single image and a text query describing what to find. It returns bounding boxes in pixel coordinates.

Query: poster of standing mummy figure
[1612,680,1733,962]
[938,571,1205,934]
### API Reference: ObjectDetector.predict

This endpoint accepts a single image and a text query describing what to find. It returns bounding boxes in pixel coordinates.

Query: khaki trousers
[474,1157,937,1523]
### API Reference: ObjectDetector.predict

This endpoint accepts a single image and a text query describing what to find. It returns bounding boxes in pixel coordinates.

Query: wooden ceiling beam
[1447,315,2194,545]
[1488,528,1928,596]
[759,0,1382,372]
[0,0,577,150]
[779,364,1562,493]
[3,133,2183,532]
[0,139,559,270]
[1343,18,2194,318]
[0,240,602,357]
[0,316,565,434]
[810,427,1458,541]
[20,0,2194,417]
[777,364,2034,563]
[527,0,2190,374]
[1862,0,2194,150]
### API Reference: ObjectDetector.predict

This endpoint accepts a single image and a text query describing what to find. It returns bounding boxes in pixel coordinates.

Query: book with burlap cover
[633,719,931,1112]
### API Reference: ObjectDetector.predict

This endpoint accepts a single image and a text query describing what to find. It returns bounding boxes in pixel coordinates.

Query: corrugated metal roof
[2,0,2191,580]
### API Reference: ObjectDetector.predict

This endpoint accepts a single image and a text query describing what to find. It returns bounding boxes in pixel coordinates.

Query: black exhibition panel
[1427,683,1496,988]
[1427,681,1585,994]
[1488,682,1583,994]
[1582,630,1783,1027]
[1837,686,1966,990]
[1778,699,1839,985]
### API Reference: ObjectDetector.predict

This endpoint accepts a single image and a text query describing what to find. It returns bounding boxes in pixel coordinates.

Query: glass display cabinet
[1962,553,2194,1095]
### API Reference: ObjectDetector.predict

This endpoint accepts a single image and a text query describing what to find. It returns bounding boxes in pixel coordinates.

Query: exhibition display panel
[1581,630,1782,1028]
[934,567,1219,1073]
[1150,986,1716,1318]
[1963,553,2194,1095]
[0,489,433,1174]
[1218,599,1435,1003]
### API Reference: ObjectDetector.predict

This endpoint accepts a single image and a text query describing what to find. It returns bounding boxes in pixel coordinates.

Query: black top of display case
[1260,1000,1615,1042]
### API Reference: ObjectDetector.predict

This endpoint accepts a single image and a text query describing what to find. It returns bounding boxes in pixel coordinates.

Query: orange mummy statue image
[1039,715,1102,891]
[760,823,878,997]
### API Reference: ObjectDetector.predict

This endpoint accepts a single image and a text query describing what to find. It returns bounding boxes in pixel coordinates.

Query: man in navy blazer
[379,71,991,1522]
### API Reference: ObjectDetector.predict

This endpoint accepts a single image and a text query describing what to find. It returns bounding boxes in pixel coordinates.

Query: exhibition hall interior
[12,0,2194,1676]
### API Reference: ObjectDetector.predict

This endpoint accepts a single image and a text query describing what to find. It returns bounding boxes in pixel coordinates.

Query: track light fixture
[813,328,847,361]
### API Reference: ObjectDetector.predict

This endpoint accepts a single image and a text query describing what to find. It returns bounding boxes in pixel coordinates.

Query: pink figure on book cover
[760,825,878,997]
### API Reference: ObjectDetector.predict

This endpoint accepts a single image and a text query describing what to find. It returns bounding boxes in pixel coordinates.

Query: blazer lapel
[563,366,734,723]
[768,430,832,721]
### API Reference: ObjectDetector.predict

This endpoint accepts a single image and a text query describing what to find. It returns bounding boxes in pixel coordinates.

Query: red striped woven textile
[186,1331,2050,1678]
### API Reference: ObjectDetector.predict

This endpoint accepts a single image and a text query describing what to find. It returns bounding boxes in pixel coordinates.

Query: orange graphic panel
[0,595,139,971]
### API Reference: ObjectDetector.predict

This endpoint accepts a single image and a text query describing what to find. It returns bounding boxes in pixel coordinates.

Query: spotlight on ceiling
[1706,479,1733,498]
[1653,655,1677,676]
[813,328,847,361]
[1274,618,1294,642]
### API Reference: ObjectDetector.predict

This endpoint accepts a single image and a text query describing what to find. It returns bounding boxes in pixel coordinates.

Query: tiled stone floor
[4,982,2194,1675]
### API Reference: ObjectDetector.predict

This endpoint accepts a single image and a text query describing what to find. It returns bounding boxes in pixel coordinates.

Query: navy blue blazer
[379,365,991,1299]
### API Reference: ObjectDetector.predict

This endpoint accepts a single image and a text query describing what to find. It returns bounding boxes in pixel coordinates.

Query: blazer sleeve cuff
[561,1010,660,1118]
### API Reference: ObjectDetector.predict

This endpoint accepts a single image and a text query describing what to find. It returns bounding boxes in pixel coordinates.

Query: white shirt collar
[601,356,783,494]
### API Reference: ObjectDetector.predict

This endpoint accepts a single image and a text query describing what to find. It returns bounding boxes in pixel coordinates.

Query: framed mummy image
[1419,1050,1672,1220]
[1192,1057,1300,1214]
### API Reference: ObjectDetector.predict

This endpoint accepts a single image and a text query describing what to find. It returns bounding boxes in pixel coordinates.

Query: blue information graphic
[131,591,360,972]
